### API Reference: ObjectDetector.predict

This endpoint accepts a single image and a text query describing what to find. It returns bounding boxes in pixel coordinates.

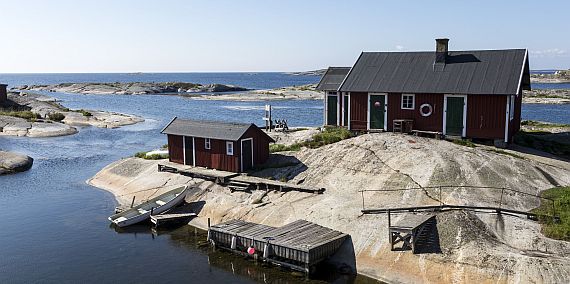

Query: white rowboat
[108,185,189,227]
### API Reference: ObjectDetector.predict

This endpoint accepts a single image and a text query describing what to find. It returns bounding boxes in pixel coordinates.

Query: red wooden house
[317,39,531,146]
[161,118,275,172]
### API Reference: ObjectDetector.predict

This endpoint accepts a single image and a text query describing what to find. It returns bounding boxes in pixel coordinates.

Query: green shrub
[269,127,353,153]
[134,151,167,160]
[77,109,92,117]
[0,111,41,121]
[134,152,147,158]
[48,112,65,122]
[532,187,570,241]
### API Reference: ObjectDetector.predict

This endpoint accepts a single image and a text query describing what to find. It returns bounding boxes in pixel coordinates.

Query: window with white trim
[401,94,415,110]
[205,138,211,150]
[509,95,515,120]
[226,141,234,155]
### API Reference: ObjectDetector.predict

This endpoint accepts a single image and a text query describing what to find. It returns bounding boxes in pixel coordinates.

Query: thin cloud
[530,48,567,57]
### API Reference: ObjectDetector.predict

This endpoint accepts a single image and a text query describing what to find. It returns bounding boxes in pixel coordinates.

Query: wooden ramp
[389,213,435,254]
[158,162,325,194]
[208,219,348,273]
[151,213,196,227]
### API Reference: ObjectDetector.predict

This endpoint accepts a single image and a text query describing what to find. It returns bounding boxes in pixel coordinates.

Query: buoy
[247,246,255,255]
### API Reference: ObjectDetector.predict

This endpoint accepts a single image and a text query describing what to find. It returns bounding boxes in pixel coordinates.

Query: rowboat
[108,185,189,227]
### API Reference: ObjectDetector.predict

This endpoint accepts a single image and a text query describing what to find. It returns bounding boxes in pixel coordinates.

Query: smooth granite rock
[0,151,33,175]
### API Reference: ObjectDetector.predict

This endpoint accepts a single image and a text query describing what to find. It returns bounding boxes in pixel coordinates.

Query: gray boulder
[0,151,33,175]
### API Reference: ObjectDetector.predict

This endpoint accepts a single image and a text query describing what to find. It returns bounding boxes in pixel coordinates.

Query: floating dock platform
[208,219,348,273]
[151,212,196,227]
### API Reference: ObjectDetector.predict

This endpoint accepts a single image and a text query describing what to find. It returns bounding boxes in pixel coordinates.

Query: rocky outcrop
[523,89,570,104]
[0,92,143,137]
[531,70,570,83]
[193,84,322,101]
[89,132,570,283]
[0,151,33,175]
[15,82,249,95]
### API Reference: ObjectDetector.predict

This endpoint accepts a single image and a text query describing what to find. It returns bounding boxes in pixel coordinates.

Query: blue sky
[0,0,568,73]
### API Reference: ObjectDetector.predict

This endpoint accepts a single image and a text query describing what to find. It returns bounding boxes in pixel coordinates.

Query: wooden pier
[388,212,435,254]
[208,219,348,273]
[158,162,325,194]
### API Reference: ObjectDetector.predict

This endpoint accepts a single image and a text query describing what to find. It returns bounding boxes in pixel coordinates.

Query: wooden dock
[208,219,348,273]
[151,213,196,227]
[389,212,435,254]
[158,162,325,194]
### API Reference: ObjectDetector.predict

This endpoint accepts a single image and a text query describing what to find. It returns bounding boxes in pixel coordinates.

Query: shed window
[509,95,515,120]
[401,94,415,110]
[205,138,211,150]
[226,141,234,156]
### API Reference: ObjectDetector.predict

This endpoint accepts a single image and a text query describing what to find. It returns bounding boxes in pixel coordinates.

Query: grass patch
[452,139,477,148]
[532,186,570,241]
[48,112,65,122]
[0,110,42,121]
[521,120,570,128]
[486,148,525,159]
[515,131,570,159]
[134,151,167,160]
[269,126,353,153]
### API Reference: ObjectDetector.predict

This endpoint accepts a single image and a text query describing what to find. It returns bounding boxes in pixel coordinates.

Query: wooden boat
[108,185,189,227]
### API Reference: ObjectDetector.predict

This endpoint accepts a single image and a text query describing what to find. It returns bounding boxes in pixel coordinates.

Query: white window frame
[401,94,415,110]
[205,138,211,150]
[226,141,234,156]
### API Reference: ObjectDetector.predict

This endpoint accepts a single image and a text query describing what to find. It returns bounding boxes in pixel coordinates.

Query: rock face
[0,151,33,175]
[89,133,570,284]
[16,82,249,95]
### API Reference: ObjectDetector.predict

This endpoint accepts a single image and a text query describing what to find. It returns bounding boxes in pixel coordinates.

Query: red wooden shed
[317,39,531,146]
[161,117,275,172]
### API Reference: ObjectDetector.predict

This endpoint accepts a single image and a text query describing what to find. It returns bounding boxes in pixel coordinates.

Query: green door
[369,95,385,129]
[445,97,465,136]
[327,95,338,125]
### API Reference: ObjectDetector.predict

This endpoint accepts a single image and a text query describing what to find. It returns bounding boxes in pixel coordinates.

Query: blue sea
[0,72,568,284]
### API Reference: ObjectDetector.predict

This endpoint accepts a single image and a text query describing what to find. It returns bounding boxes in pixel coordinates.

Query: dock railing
[359,185,558,221]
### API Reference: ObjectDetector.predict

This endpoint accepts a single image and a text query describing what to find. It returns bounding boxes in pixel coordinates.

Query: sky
[0,0,569,73]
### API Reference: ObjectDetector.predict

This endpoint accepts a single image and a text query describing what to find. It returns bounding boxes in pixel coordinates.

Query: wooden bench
[411,130,442,139]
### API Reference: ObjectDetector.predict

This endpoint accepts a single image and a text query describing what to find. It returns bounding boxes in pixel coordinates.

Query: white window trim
[442,94,468,137]
[401,94,415,110]
[226,141,234,156]
[240,138,254,171]
[367,93,388,131]
[205,138,211,150]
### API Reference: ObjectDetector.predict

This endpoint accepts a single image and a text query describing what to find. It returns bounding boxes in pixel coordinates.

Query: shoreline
[87,131,570,284]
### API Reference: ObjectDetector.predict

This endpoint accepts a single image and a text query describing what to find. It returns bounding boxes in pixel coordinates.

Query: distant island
[16,82,249,95]
[531,69,570,83]
[286,69,327,76]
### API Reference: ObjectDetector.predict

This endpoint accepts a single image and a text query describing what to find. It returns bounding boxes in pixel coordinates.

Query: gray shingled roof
[339,49,530,95]
[161,118,274,142]
[315,67,351,91]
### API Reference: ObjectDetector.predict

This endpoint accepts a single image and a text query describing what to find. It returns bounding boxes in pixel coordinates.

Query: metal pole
[439,186,442,207]
[361,191,365,210]
[499,188,504,209]
[130,196,136,208]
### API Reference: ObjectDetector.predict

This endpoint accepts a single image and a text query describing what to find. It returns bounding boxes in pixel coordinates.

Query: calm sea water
[0,73,379,284]
[0,72,568,283]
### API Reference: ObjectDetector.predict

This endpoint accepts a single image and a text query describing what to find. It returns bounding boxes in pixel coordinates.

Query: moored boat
[108,185,189,227]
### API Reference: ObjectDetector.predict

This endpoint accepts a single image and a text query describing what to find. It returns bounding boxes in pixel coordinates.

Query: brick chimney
[0,84,7,104]
[435,38,449,64]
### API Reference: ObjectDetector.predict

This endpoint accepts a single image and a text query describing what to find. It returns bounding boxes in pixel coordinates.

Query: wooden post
[150,207,154,216]
[130,196,136,208]
[388,209,393,251]
[206,218,211,242]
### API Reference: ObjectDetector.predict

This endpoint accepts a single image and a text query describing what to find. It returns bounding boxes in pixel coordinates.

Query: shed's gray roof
[161,118,274,142]
[315,67,351,91]
[339,49,530,95]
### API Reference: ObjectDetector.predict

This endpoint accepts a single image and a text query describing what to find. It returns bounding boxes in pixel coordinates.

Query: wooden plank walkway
[158,162,325,194]
[388,213,435,254]
[208,219,348,273]
[151,213,196,227]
